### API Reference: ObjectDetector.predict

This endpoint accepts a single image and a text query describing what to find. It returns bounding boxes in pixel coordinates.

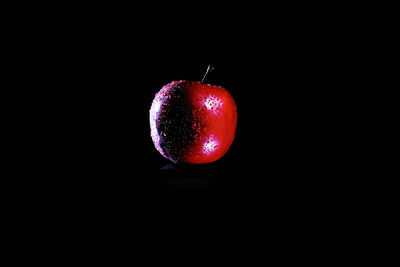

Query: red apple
[150,80,237,164]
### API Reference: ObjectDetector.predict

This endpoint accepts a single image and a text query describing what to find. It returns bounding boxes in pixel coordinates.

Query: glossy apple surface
[150,80,237,164]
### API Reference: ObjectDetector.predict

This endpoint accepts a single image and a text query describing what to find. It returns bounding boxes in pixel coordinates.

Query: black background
[20,6,355,238]
[2,6,372,261]
[5,3,377,259]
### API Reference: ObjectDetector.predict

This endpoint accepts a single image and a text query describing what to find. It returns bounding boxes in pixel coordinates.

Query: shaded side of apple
[150,81,196,163]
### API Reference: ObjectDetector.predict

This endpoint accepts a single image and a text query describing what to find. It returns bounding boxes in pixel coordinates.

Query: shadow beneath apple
[160,163,217,172]
[160,163,179,171]
[148,163,223,197]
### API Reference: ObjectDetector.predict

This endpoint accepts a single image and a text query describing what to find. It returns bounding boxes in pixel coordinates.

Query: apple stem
[201,65,214,83]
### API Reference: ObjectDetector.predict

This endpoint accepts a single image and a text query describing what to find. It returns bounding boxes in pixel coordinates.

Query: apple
[149,78,237,164]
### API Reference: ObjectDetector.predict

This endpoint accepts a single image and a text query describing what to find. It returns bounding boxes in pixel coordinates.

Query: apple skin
[150,80,237,164]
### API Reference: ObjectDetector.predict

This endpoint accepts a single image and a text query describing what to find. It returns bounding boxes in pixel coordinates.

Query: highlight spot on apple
[202,135,219,154]
[204,95,223,111]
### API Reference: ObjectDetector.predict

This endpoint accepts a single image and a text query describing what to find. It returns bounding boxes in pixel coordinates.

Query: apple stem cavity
[201,65,215,83]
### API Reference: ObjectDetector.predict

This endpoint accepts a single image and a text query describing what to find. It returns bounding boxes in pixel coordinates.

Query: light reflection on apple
[203,95,223,116]
[202,135,219,154]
